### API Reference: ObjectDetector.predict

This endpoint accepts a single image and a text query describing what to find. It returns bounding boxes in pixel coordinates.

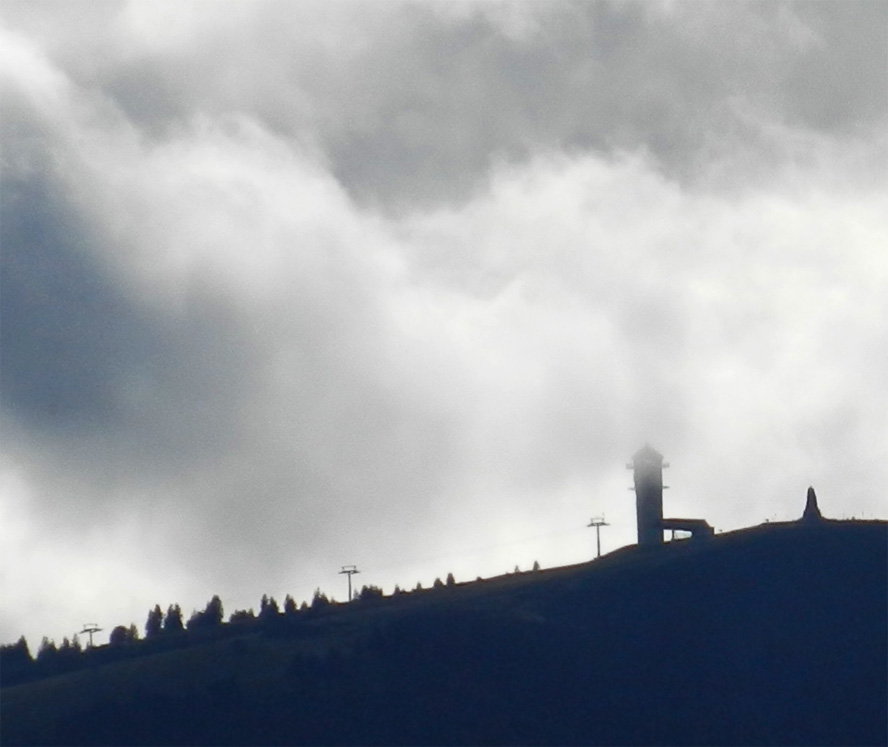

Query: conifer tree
[229,609,256,625]
[145,604,164,638]
[188,595,224,630]
[57,636,83,669]
[358,585,383,601]
[36,637,57,662]
[205,595,224,626]
[0,636,34,687]
[283,594,298,616]
[34,637,60,676]
[163,604,184,634]
[259,595,280,622]
[310,588,330,609]
[6,635,31,661]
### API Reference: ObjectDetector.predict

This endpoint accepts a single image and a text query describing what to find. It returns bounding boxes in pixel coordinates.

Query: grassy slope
[2,519,886,746]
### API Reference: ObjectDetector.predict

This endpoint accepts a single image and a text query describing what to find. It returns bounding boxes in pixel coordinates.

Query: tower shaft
[630,445,665,546]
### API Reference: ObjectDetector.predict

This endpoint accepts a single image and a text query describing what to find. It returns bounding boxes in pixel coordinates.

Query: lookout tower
[629,444,667,546]
[627,444,714,547]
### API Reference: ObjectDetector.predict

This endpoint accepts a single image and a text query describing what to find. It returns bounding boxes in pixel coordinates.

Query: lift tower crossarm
[339,565,360,601]
[587,516,610,558]
[79,623,103,648]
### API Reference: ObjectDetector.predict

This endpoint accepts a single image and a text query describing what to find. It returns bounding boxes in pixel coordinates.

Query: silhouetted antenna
[587,516,610,558]
[339,565,360,601]
[80,623,102,648]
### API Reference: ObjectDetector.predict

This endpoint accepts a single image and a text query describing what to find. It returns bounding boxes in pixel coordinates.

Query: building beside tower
[628,444,713,546]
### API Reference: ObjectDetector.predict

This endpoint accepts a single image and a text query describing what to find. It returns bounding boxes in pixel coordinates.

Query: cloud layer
[1,1,886,646]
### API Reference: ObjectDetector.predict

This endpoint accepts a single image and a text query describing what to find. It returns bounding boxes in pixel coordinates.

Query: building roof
[632,443,664,463]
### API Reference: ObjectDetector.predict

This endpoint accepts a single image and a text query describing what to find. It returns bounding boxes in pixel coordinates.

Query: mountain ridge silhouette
[2,518,885,746]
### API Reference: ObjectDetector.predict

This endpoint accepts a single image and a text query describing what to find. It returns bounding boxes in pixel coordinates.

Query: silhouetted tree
[0,636,34,686]
[33,637,61,678]
[109,625,137,646]
[433,577,445,589]
[310,589,330,610]
[446,572,456,587]
[229,609,256,626]
[259,595,281,623]
[35,637,57,663]
[1,635,31,663]
[206,595,224,625]
[283,594,298,616]
[358,585,384,601]
[163,604,184,634]
[145,604,163,639]
[532,560,541,572]
[56,636,83,672]
[188,595,224,631]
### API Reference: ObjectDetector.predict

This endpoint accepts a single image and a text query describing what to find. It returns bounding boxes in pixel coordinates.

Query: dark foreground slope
[2,520,886,746]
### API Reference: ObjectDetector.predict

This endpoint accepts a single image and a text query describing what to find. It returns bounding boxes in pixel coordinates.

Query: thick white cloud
[1,2,886,647]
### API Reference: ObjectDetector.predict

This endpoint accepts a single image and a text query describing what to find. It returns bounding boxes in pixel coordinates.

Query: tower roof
[632,443,664,463]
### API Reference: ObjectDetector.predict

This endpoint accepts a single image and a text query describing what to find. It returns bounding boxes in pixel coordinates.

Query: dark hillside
[2,520,885,746]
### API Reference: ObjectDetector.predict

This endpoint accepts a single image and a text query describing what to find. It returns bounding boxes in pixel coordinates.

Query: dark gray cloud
[1,1,885,646]
[0,116,258,493]
[783,1,888,130]
[6,2,884,211]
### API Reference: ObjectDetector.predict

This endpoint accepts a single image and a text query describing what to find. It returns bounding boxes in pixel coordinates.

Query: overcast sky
[1,1,886,648]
